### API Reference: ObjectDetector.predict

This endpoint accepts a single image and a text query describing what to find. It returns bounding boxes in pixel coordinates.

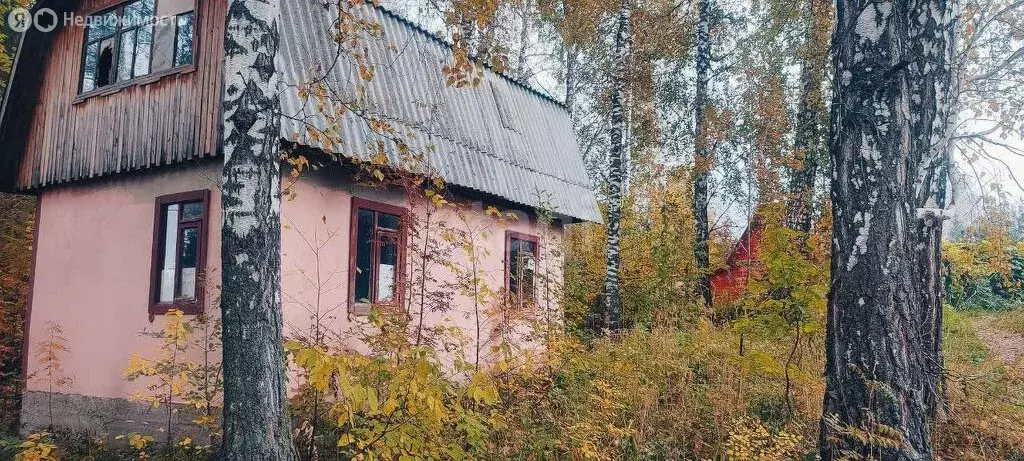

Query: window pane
[159,204,180,303]
[118,29,136,82]
[134,24,153,77]
[354,210,374,302]
[174,12,194,66]
[179,227,198,299]
[521,254,536,301]
[87,11,118,42]
[378,212,399,230]
[150,20,176,72]
[521,240,536,256]
[508,238,520,295]
[123,0,155,28]
[82,42,99,92]
[182,201,203,218]
[97,37,117,87]
[376,236,397,303]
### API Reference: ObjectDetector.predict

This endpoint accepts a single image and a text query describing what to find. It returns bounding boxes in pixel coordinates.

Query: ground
[972,310,1024,365]
[972,315,1024,364]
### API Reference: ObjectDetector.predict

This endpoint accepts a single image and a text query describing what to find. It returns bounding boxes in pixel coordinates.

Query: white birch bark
[603,0,630,333]
[219,0,295,459]
[692,0,713,309]
[820,0,954,458]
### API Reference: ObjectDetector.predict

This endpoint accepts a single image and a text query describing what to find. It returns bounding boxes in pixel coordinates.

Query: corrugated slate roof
[278,0,601,222]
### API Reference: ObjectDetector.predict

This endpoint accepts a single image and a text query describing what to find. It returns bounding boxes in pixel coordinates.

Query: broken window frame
[78,0,197,95]
[149,189,209,319]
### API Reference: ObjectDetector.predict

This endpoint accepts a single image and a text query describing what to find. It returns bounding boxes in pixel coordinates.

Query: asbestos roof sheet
[278,0,601,222]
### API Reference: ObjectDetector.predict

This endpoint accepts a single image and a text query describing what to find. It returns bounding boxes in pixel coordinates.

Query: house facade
[0,0,599,435]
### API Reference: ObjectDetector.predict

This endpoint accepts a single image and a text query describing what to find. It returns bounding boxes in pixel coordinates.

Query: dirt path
[972,316,1024,365]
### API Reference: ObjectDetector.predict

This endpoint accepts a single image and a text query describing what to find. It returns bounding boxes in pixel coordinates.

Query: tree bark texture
[219,0,295,459]
[603,0,630,333]
[820,0,954,459]
[692,0,712,310]
[906,0,955,418]
[786,0,831,235]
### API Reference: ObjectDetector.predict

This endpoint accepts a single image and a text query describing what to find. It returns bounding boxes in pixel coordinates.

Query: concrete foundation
[20,391,210,440]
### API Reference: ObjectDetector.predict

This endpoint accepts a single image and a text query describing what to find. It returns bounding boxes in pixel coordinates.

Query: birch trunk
[820,0,953,458]
[907,0,955,418]
[603,0,629,332]
[692,0,712,310]
[786,0,830,235]
[219,0,295,459]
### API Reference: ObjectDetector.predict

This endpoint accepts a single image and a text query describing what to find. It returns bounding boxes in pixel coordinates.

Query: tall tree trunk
[220,0,295,459]
[908,0,955,419]
[692,0,712,310]
[820,0,952,459]
[785,0,830,235]
[603,0,629,333]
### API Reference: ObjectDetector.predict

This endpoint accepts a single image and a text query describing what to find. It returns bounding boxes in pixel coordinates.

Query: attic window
[80,0,196,94]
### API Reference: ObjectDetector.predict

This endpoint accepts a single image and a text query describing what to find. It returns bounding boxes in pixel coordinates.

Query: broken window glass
[80,0,194,94]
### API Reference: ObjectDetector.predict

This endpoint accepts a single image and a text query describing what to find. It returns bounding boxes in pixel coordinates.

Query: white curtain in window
[159,204,179,303]
[376,264,395,302]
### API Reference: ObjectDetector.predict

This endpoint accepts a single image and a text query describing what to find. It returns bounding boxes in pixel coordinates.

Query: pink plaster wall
[26,164,564,400]
[280,173,564,366]
[25,162,222,398]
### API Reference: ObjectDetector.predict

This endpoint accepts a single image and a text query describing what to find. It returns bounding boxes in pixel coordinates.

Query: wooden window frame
[505,230,540,303]
[149,189,209,319]
[76,0,198,100]
[348,197,408,314]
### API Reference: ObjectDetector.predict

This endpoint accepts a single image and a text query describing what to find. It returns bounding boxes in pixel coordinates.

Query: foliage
[720,417,804,461]
[29,322,74,430]
[11,433,57,461]
[122,309,222,449]
[944,210,1024,310]
[2,429,215,461]
[0,193,34,434]
[286,308,502,461]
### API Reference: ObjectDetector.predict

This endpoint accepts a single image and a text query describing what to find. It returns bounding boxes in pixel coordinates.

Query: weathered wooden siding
[16,0,225,189]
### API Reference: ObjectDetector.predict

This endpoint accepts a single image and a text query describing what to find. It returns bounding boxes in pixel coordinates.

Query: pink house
[0,0,599,435]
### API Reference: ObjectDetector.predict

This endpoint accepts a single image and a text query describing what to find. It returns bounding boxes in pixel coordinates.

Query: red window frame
[505,230,540,303]
[348,197,408,312]
[149,189,209,318]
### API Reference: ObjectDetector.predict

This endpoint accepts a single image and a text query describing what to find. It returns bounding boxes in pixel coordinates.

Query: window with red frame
[149,189,208,316]
[350,198,406,308]
[505,231,538,303]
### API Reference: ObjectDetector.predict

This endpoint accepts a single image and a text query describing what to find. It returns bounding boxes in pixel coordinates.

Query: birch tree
[219,0,295,459]
[786,0,832,235]
[604,0,630,332]
[820,0,954,458]
[692,0,712,310]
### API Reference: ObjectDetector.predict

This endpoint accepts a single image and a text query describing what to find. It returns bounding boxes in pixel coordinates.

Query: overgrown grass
[934,307,1024,460]
[4,309,1022,460]
[991,306,1024,336]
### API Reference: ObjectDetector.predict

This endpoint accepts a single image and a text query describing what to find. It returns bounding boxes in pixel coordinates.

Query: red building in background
[710,216,765,304]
